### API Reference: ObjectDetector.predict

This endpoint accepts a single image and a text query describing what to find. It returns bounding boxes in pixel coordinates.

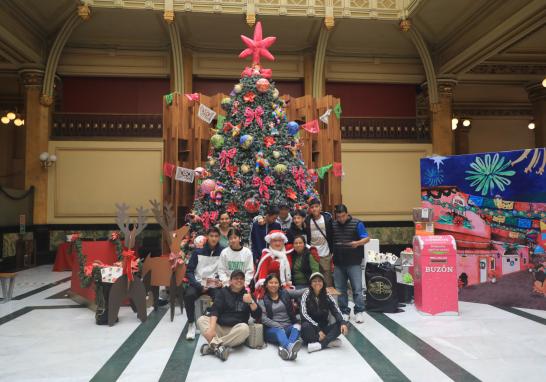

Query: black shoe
[200,343,214,356]
[278,347,290,360]
[215,345,230,361]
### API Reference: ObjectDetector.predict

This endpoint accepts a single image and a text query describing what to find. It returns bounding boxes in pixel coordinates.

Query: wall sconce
[462,119,471,127]
[451,117,459,130]
[542,78,546,88]
[1,111,24,126]
[528,121,536,130]
[39,152,57,168]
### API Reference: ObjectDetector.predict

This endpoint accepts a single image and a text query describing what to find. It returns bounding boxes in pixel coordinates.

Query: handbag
[245,323,266,349]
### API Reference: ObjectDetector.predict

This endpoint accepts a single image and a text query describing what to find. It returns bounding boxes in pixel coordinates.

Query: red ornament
[264,136,275,148]
[286,188,297,200]
[244,197,261,213]
[256,78,270,93]
[243,92,256,103]
[227,202,239,215]
[226,164,238,178]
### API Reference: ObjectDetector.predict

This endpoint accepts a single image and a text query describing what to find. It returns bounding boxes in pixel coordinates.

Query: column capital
[437,78,458,96]
[18,69,45,88]
[525,82,546,103]
[77,3,91,21]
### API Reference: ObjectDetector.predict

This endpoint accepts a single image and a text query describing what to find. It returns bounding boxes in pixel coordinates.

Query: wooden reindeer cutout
[144,199,189,321]
[108,203,149,326]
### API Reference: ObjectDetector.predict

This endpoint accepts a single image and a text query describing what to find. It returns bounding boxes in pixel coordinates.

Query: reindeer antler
[134,206,149,237]
[115,203,131,247]
[149,199,173,247]
[164,201,176,232]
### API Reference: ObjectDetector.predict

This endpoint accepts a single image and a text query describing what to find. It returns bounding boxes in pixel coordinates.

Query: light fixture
[451,118,459,125]
[2,111,25,127]
[39,152,57,168]
[1,116,9,124]
[528,122,536,130]
[543,78,546,88]
[451,122,458,131]
[6,112,16,120]
[463,119,471,127]
[14,118,23,127]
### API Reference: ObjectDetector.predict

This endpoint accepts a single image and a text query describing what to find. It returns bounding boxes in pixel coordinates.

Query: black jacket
[210,286,262,327]
[305,212,333,253]
[263,289,297,324]
[286,222,306,244]
[300,288,346,328]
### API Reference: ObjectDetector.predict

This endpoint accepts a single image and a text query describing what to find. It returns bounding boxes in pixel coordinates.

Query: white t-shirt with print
[309,215,330,258]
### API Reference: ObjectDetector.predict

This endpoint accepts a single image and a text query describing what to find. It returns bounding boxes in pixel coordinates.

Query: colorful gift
[100,266,123,283]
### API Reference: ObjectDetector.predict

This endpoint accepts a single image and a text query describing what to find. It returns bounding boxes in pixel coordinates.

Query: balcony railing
[52,113,162,138]
[340,117,430,141]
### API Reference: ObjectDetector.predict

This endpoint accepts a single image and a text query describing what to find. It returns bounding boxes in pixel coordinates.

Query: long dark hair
[308,275,329,309]
[264,273,281,298]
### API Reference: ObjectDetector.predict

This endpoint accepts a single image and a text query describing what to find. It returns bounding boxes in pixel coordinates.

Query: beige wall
[468,118,535,154]
[341,142,432,221]
[47,140,163,224]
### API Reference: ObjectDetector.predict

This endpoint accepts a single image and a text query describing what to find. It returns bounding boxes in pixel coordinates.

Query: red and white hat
[265,230,288,244]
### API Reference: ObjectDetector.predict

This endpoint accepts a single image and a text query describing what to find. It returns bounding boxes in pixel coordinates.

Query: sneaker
[288,339,303,360]
[186,322,196,340]
[354,312,365,324]
[278,347,290,360]
[327,338,342,348]
[342,313,350,322]
[200,343,214,356]
[307,342,322,353]
[215,345,230,361]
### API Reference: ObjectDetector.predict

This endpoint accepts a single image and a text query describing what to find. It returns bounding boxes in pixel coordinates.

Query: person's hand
[319,331,326,341]
[214,279,223,288]
[258,216,265,225]
[204,328,216,341]
[284,281,293,289]
[349,241,360,248]
[341,324,348,335]
[243,293,254,304]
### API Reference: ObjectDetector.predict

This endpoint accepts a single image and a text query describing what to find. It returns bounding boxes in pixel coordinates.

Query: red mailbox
[413,235,458,315]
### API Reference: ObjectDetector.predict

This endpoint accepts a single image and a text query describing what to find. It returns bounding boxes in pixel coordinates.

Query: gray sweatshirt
[258,289,301,329]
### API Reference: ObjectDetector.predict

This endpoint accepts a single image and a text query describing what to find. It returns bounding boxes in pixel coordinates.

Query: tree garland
[75,233,124,289]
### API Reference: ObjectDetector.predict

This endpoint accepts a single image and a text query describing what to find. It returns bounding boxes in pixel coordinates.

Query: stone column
[19,69,51,224]
[427,79,457,156]
[526,82,546,148]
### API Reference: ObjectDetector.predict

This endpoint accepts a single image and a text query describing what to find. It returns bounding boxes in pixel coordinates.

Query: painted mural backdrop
[420,148,546,309]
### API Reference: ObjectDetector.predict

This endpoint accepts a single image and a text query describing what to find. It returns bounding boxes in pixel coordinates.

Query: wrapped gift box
[100,266,123,283]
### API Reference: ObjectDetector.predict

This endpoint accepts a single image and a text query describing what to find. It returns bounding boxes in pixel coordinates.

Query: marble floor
[1,266,546,381]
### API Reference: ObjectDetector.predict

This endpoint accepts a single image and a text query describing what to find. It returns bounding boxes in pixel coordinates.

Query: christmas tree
[189,22,319,241]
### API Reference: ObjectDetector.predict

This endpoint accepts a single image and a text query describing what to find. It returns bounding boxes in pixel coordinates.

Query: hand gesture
[349,241,360,248]
[341,324,348,335]
[242,293,254,304]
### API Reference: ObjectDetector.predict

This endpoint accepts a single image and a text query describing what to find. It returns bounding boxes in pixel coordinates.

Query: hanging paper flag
[175,166,195,183]
[164,93,174,106]
[198,103,217,124]
[216,114,226,130]
[332,162,343,177]
[333,103,342,119]
[185,93,200,101]
[163,162,176,178]
[301,119,320,134]
[319,108,332,125]
[316,164,333,179]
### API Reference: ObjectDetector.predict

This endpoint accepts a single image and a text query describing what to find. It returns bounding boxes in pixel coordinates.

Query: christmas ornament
[243,92,256,103]
[221,97,232,110]
[234,84,243,93]
[244,196,261,213]
[264,136,275,148]
[227,202,238,215]
[240,134,254,149]
[194,167,207,179]
[241,164,251,174]
[272,88,279,99]
[287,121,299,136]
[211,134,225,149]
[272,150,281,159]
[255,151,270,172]
[216,115,226,130]
[200,179,217,194]
[286,188,297,200]
[256,78,270,93]
[244,106,264,128]
[210,184,225,205]
[274,163,288,175]
[232,125,241,137]
[239,21,276,65]
[208,157,216,166]
[223,121,235,133]
[194,235,206,248]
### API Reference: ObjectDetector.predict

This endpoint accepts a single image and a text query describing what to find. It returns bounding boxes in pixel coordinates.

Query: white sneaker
[342,313,350,322]
[327,338,342,348]
[354,312,365,324]
[307,342,322,353]
[186,322,196,340]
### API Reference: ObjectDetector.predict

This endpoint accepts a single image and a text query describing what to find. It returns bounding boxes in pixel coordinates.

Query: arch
[312,26,331,99]
[406,26,438,106]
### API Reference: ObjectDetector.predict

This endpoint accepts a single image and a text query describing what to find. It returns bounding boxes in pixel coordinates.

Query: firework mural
[465,153,515,196]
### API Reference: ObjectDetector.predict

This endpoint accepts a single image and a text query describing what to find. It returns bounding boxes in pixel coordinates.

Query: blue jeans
[334,264,365,314]
[264,325,300,349]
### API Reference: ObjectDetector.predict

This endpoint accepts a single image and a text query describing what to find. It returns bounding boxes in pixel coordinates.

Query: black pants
[184,285,220,323]
[301,321,341,349]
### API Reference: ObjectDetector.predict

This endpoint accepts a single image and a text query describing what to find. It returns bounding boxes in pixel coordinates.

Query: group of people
[184,199,370,361]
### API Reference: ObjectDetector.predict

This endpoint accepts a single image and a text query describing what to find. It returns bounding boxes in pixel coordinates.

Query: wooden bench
[0,273,16,303]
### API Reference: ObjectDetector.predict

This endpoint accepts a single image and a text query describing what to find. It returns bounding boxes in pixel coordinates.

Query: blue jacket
[186,243,225,290]
[250,220,281,263]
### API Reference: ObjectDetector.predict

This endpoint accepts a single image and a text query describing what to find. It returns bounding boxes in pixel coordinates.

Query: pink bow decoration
[184,93,200,101]
[252,176,271,200]
[301,119,320,133]
[241,67,273,79]
[202,211,219,230]
[260,68,272,79]
[244,106,264,128]
[169,250,185,270]
[219,148,237,168]
[291,166,306,191]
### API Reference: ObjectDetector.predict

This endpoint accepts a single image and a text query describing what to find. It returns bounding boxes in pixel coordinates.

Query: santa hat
[265,230,288,244]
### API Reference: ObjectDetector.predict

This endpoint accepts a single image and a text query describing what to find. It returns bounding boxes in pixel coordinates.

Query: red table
[70,241,118,304]
[53,243,74,272]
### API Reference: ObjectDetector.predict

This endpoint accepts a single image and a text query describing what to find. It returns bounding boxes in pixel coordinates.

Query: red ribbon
[219,148,237,168]
[291,166,306,191]
[122,249,136,282]
[202,211,219,230]
[241,67,272,79]
[252,176,270,200]
[244,106,264,128]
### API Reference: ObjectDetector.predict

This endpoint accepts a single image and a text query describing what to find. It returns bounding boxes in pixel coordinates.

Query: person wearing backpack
[305,199,334,287]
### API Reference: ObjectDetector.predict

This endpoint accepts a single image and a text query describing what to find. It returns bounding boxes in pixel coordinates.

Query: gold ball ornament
[256,78,270,93]
[272,150,281,159]
[274,163,288,175]
[241,164,251,173]
[234,84,243,93]
[209,158,217,166]
[272,88,279,99]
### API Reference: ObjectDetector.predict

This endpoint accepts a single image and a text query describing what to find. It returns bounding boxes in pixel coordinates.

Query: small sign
[175,166,195,183]
[198,104,217,124]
